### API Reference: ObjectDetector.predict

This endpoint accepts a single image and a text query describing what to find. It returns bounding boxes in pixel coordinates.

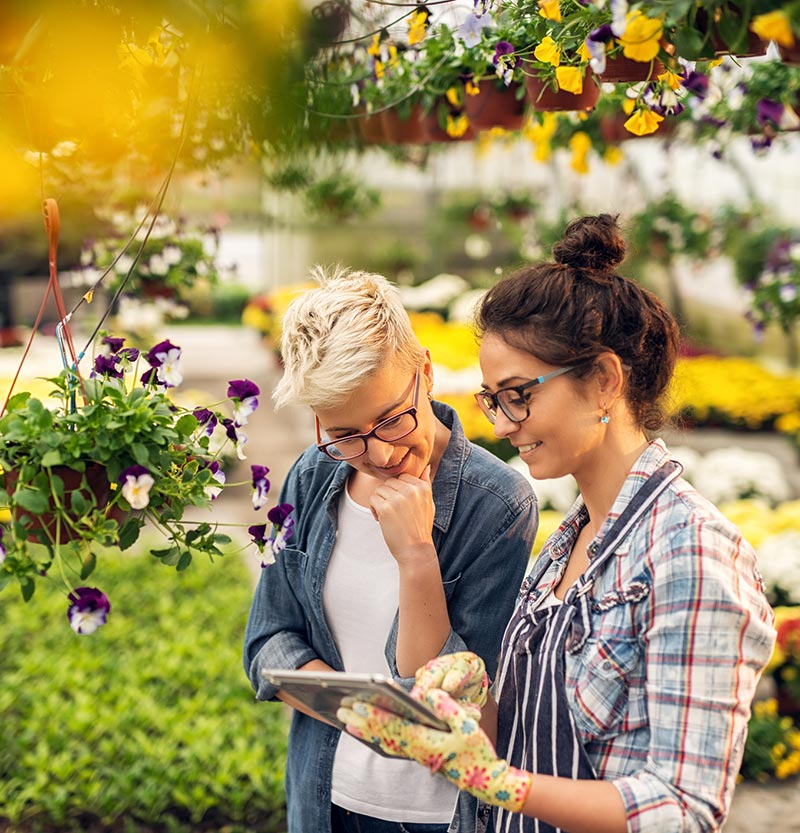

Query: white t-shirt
[322,485,458,823]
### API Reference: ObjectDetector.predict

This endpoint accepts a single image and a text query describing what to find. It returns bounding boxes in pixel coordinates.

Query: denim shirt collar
[318,400,469,534]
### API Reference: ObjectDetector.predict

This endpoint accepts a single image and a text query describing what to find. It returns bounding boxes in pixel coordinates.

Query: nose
[492,408,520,440]
[364,435,397,466]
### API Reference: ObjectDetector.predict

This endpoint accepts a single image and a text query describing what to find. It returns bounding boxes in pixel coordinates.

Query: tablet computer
[261,668,451,734]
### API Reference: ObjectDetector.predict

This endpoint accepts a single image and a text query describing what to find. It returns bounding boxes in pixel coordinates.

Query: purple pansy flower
[250,503,295,566]
[0,527,5,564]
[193,408,219,437]
[202,460,226,500]
[222,418,248,460]
[586,24,614,74]
[100,336,125,355]
[492,41,520,86]
[682,71,709,100]
[757,98,785,128]
[142,339,182,388]
[119,465,155,510]
[67,587,111,635]
[92,354,123,379]
[251,465,271,510]
[227,379,260,426]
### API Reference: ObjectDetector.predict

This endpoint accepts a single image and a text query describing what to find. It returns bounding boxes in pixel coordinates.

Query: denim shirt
[243,401,538,833]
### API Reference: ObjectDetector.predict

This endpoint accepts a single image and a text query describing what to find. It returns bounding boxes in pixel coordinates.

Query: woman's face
[314,356,438,481]
[478,332,601,482]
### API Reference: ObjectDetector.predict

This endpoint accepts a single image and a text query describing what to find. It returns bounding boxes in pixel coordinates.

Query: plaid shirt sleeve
[612,515,776,833]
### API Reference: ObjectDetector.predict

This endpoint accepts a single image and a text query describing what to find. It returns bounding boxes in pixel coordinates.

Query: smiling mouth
[517,442,542,454]
[377,449,410,470]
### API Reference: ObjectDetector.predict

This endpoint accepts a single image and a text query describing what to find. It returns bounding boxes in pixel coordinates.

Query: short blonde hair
[273,265,423,410]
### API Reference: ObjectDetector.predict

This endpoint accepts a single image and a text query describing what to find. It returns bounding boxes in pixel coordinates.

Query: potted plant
[0,335,294,633]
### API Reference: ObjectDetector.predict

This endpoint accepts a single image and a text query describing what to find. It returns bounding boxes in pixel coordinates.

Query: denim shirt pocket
[569,582,650,740]
[442,571,462,602]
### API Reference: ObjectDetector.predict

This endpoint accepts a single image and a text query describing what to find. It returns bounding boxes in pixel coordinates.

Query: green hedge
[0,550,288,833]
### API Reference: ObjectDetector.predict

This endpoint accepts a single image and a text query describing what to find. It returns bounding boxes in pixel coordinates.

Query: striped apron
[489,462,681,833]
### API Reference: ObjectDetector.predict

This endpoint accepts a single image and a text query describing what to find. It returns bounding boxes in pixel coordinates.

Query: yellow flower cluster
[408,312,480,370]
[749,699,800,780]
[718,499,800,548]
[669,356,800,430]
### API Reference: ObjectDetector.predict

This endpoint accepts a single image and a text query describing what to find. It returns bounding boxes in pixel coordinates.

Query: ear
[593,352,625,403]
[422,349,434,395]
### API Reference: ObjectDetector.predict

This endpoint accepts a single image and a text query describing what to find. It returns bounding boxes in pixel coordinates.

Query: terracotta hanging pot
[598,53,665,84]
[525,72,599,112]
[380,103,429,144]
[4,463,126,544]
[779,41,800,65]
[464,80,526,131]
[357,110,386,144]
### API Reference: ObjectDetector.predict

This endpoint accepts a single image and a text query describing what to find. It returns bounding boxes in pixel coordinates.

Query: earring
[427,391,433,402]
[600,407,610,425]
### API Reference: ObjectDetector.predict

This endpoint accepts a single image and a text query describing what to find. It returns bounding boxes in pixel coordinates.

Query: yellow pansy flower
[577,40,592,62]
[446,113,470,138]
[374,59,385,80]
[618,11,663,62]
[538,0,561,22]
[569,131,591,174]
[555,65,583,94]
[465,79,480,96]
[446,86,462,107]
[603,145,624,166]
[622,98,636,115]
[658,69,683,90]
[367,33,382,57]
[624,107,664,136]
[407,10,428,45]
[751,10,795,47]
[523,111,558,141]
[534,36,561,66]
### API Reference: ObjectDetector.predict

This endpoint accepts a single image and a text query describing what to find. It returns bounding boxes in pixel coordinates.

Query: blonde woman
[243,267,539,833]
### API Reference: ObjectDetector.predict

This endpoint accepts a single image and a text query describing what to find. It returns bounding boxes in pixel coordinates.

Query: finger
[421,464,432,483]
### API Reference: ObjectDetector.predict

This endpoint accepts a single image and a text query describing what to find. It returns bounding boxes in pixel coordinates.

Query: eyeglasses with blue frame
[474,366,575,425]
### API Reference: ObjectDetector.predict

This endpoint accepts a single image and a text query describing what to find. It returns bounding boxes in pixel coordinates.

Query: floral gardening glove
[338,688,531,813]
[411,652,489,720]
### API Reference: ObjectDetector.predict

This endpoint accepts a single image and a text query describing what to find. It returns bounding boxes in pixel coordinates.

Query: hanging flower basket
[380,103,429,144]
[779,42,800,65]
[423,101,476,142]
[463,80,526,131]
[525,74,599,113]
[358,110,386,144]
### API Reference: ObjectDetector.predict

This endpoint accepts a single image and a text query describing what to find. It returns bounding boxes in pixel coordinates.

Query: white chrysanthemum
[506,456,579,513]
[757,531,800,603]
[691,446,791,505]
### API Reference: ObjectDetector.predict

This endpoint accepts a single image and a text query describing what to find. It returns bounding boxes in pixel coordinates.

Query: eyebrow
[480,376,532,392]
[324,392,410,435]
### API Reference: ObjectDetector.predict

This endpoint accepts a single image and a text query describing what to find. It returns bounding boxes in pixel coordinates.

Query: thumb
[421,464,432,484]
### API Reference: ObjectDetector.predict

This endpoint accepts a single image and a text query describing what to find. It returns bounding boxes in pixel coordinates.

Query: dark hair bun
[552,214,626,272]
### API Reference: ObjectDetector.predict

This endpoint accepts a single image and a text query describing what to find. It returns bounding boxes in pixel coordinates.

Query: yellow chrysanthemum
[538,0,561,22]
[534,36,561,66]
[624,107,663,136]
[751,10,796,48]
[618,10,663,62]
[569,131,591,174]
[446,113,470,138]
[555,65,583,94]
[407,10,428,45]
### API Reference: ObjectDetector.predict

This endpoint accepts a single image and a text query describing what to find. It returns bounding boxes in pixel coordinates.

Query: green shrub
[0,550,289,833]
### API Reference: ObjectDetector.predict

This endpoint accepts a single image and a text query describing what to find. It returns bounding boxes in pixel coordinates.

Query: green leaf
[70,489,90,515]
[15,489,50,514]
[176,550,193,571]
[118,518,142,550]
[152,547,181,566]
[80,552,97,580]
[20,576,35,602]
[131,442,150,466]
[670,27,705,61]
[40,450,64,467]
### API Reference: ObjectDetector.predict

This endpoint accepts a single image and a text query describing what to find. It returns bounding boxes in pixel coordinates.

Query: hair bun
[552,214,626,272]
